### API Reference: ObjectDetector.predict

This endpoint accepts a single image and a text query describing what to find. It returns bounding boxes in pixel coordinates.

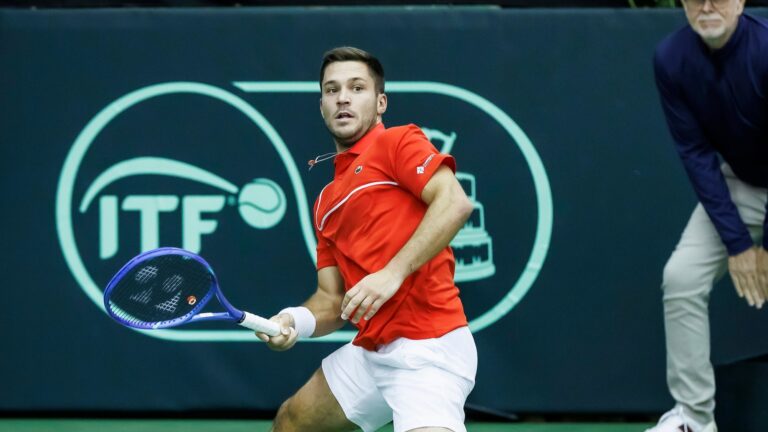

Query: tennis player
[649,1,768,431]
[255,46,477,432]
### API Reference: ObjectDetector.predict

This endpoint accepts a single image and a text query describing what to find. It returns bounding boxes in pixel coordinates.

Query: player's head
[682,0,745,49]
[319,46,387,149]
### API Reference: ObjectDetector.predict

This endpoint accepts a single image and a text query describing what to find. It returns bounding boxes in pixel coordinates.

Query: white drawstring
[307,151,338,171]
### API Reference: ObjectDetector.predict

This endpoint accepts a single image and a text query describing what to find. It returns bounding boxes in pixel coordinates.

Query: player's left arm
[341,164,473,323]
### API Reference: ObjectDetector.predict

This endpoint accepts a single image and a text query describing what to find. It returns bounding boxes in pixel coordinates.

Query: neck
[703,33,731,50]
[334,141,351,154]
[332,119,382,153]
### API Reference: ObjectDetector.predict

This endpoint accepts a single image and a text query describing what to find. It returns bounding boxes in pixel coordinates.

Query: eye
[325,87,337,94]
[353,85,363,92]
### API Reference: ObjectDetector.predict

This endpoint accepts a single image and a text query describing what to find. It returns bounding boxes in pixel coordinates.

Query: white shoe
[644,406,718,432]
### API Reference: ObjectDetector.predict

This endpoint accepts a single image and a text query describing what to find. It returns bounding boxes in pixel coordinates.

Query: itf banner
[2,7,767,414]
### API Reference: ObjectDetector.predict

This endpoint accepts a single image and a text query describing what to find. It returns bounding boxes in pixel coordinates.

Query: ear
[319,98,324,118]
[377,93,388,115]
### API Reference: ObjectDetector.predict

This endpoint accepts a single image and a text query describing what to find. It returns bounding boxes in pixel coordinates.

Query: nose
[701,0,713,12]
[337,88,351,105]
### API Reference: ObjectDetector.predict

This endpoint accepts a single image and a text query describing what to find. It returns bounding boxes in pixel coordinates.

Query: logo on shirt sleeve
[417,154,436,175]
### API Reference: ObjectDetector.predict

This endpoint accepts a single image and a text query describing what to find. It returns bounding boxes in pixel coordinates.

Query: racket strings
[107,254,212,326]
[154,290,182,314]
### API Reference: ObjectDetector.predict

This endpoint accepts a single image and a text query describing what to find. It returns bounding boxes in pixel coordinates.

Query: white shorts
[322,327,477,432]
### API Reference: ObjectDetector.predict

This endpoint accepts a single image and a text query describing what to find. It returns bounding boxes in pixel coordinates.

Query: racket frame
[104,247,248,330]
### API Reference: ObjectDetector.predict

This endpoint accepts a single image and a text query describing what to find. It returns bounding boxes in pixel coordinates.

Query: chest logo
[354,165,363,174]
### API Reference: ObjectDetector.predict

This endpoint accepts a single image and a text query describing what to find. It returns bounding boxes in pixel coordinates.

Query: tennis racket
[103,247,280,336]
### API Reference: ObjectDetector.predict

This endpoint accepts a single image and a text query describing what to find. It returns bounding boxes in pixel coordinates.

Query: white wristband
[279,306,316,339]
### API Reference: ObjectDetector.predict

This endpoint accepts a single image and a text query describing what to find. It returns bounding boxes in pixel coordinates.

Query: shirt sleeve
[388,124,456,199]
[760,42,768,251]
[654,50,754,256]
[760,60,768,250]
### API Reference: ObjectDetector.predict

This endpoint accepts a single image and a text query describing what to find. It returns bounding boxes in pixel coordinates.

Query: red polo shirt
[313,123,468,350]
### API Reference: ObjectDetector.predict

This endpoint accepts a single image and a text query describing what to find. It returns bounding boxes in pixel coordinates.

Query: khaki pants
[662,164,766,425]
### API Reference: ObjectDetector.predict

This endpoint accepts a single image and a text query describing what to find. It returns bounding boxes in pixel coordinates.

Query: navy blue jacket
[654,14,768,255]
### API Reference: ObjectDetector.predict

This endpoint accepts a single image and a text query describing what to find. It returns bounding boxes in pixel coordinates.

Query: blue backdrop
[1,6,767,415]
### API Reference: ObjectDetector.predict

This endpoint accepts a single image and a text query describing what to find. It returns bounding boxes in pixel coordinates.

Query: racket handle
[239,311,281,336]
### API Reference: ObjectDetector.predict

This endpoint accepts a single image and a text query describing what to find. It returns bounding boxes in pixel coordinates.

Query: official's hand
[255,313,298,351]
[757,247,768,300]
[341,268,405,324]
[728,247,764,309]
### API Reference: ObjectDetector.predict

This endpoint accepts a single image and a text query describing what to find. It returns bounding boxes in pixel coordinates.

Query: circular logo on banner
[56,81,552,342]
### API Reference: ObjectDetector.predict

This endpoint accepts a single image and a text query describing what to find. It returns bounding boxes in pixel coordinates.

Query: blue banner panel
[1,7,767,414]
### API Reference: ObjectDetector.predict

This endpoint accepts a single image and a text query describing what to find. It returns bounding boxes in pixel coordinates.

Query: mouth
[335,111,354,120]
[697,15,723,24]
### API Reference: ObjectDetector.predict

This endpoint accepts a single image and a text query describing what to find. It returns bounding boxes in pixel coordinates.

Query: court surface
[0,419,652,432]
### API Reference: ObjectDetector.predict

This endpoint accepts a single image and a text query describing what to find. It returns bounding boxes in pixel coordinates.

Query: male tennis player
[255,46,477,432]
[649,1,768,431]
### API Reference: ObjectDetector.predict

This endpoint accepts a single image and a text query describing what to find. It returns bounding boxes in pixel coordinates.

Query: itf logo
[56,81,552,342]
[80,158,287,259]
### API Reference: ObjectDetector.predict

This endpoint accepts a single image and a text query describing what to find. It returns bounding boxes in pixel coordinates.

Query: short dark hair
[319,46,385,94]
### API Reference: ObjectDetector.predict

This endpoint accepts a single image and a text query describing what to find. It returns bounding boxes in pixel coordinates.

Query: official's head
[681,0,745,49]
[319,46,387,149]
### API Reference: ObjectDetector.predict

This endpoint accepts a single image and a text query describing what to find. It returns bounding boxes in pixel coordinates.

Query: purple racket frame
[103,247,280,336]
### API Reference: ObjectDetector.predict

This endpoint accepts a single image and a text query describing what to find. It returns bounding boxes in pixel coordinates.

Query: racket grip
[239,311,281,336]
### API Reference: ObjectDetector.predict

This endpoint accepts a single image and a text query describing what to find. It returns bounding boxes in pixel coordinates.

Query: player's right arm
[256,266,346,351]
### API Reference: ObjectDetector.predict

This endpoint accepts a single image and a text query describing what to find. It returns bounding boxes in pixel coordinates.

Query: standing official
[651,1,768,431]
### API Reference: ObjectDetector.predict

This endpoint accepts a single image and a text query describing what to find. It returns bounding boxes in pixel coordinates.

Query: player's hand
[728,247,764,309]
[341,267,405,324]
[757,247,768,300]
[255,313,298,351]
